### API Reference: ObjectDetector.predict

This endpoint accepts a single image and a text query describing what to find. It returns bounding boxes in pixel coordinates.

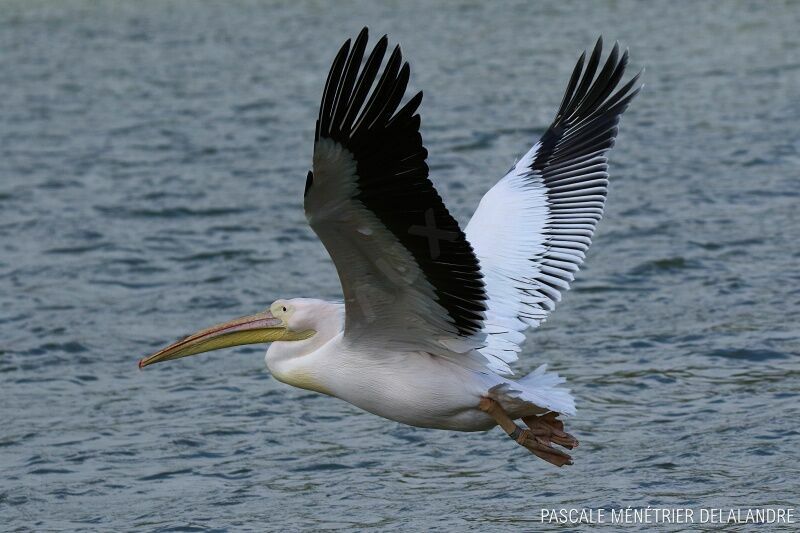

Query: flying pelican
[139,28,640,467]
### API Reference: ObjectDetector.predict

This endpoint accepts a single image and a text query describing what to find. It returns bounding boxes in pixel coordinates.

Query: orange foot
[523,412,579,449]
[479,397,576,467]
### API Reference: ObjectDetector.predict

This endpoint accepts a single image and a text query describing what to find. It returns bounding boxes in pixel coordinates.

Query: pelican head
[138,299,318,369]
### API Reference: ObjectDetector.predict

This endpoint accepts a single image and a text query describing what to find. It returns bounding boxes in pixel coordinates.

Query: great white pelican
[139,28,640,467]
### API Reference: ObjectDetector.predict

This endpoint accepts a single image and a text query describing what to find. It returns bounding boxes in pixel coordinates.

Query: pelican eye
[282,306,287,312]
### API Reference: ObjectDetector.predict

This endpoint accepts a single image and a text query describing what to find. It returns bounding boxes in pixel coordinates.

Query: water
[2,1,799,530]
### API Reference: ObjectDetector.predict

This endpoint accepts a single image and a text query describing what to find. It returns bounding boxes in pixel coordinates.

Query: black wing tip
[388,43,403,64]
[318,30,420,144]
[556,37,642,124]
[408,90,423,112]
[531,39,642,172]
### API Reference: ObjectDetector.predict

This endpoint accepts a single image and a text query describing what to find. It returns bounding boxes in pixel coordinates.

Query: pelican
[139,28,640,467]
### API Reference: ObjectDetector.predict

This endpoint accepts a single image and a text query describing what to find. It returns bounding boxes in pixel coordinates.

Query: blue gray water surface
[1,1,799,531]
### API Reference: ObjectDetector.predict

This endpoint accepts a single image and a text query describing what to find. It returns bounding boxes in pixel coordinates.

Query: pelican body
[265,299,532,432]
[140,28,640,466]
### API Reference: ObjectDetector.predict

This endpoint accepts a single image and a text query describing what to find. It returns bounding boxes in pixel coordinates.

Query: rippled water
[2,1,799,530]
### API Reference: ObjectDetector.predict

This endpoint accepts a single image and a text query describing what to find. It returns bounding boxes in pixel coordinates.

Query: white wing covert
[466,38,641,374]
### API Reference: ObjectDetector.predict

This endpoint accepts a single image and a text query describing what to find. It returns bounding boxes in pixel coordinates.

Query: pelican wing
[306,29,489,365]
[465,38,640,373]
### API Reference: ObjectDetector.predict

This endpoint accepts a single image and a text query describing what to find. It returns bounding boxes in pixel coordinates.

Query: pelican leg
[478,398,574,467]
[522,412,579,449]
